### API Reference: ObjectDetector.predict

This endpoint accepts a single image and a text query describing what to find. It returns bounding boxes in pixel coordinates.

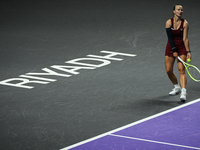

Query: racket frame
[177,56,200,82]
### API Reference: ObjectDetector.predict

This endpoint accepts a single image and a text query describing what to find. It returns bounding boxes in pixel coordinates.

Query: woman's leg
[165,55,181,95]
[177,55,187,89]
[165,56,178,84]
[177,55,187,102]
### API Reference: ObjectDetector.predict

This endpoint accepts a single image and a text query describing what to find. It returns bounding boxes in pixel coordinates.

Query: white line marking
[110,134,200,150]
[60,98,200,150]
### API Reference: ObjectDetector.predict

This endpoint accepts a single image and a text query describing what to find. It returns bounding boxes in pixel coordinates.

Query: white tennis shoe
[180,88,187,102]
[169,85,181,96]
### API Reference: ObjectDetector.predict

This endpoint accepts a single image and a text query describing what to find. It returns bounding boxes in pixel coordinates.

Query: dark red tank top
[171,18,184,40]
[165,18,187,56]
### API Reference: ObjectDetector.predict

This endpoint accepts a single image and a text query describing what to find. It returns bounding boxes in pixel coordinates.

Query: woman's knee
[178,65,186,75]
[166,68,173,75]
[178,69,185,75]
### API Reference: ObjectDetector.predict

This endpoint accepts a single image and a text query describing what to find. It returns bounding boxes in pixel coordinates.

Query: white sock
[174,84,180,88]
[182,88,187,93]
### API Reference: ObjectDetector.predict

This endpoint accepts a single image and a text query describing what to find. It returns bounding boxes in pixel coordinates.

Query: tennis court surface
[1,0,200,150]
[63,98,200,150]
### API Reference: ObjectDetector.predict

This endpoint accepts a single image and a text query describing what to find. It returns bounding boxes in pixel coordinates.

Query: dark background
[0,0,200,150]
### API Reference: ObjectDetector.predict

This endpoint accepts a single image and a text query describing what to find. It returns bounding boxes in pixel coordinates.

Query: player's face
[174,5,183,17]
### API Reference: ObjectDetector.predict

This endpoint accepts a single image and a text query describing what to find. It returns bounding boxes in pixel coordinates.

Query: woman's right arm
[165,19,178,57]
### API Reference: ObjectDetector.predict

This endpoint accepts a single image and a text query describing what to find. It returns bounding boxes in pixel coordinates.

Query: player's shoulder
[184,19,188,24]
[183,19,189,28]
[166,19,172,28]
[166,19,172,24]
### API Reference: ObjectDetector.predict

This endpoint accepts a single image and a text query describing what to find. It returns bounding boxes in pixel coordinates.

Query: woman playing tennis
[165,4,191,102]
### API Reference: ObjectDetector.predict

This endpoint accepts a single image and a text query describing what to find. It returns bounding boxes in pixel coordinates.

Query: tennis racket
[178,56,200,82]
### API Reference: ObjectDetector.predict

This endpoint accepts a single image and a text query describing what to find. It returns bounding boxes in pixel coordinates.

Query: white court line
[110,134,200,150]
[60,98,200,150]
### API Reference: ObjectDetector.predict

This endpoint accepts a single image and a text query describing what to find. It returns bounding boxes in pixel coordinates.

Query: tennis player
[165,4,191,102]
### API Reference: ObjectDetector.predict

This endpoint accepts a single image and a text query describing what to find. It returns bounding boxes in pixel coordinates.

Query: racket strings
[188,66,200,80]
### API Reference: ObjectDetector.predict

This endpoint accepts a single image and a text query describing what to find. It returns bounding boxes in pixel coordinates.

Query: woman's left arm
[183,20,191,59]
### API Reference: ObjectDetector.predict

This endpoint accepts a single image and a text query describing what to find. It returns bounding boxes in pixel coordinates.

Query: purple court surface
[63,99,200,150]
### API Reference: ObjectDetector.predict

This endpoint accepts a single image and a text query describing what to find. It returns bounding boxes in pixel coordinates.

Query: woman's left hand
[187,52,191,60]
